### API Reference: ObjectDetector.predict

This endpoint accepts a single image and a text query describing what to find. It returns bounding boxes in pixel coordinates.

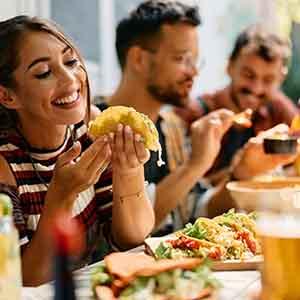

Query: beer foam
[258,214,300,238]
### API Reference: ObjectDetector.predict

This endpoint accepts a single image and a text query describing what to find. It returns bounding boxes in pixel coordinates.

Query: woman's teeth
[54,91,79,105]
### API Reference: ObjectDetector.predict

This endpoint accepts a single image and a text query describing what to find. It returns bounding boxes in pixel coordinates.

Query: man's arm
[203,124,299,218]
[153,109,234,227]
[154,161,207,226]
[271,92,299,125]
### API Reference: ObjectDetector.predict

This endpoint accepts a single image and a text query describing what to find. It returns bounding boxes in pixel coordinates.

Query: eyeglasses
[142,47,205,72]
[175,54,206,72]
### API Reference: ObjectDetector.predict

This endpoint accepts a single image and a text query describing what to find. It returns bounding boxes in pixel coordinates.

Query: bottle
[0,193,22,300]
[53,214,84,300]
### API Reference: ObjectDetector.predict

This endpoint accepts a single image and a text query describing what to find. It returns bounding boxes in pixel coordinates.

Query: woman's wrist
[45,181,77,212]
[113,164,144,177]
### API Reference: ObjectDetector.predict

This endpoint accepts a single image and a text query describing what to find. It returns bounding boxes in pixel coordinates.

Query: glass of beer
[257,191,300,300]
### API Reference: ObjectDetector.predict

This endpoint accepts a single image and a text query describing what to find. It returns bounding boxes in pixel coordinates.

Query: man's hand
[189,109,234,173]
[232,124,298,180]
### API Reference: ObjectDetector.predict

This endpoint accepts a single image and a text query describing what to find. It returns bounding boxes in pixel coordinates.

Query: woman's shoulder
[0,154,16,187]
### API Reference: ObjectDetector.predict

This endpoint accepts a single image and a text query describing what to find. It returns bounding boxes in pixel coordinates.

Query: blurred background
[1,0,300,103]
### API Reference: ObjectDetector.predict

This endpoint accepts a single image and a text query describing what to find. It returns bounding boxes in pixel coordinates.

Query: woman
[0,16,154,286]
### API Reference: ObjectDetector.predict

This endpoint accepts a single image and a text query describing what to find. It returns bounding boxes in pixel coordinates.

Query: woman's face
[11,31,87,126]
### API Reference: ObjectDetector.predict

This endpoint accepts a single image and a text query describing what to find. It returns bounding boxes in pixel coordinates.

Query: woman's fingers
[77,136,108,169]
[107,123,149,168]
[115,124,127,166]
[56,141,82,168]
[124,126,139,167]
[87,143,112,176]
[134,134,150,164]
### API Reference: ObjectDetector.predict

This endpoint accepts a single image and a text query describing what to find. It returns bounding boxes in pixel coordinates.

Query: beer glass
[258,191,300,300]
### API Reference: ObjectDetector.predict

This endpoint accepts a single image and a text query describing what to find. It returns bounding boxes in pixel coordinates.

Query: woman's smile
[51,89,81,108]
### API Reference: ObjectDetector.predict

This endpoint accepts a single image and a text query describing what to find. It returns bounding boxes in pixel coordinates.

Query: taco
[91,252,220,300]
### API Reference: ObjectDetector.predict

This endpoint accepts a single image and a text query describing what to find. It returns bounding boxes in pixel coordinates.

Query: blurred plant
[276,0,300,103]
[276,0,300,38]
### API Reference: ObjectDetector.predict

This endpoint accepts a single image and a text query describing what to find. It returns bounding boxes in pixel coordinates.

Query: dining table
[21,246,261,300]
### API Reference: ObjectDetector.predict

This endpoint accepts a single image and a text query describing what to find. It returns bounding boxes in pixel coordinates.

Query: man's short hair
[116,0,201,69]
[230,24,291,68]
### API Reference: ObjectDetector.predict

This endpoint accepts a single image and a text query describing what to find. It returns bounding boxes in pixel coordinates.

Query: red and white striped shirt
[0,122,114,266]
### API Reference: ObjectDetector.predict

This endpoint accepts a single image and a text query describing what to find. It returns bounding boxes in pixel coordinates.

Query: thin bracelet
[117,181,149,203]
[118,190,143,203]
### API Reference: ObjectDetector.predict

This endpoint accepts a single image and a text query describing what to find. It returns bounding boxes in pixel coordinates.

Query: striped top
[0,121,114,267]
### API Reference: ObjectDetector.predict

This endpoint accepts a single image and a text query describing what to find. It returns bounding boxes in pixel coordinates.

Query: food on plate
[91,252,220,300]
[232,109,253,128]
[155,209,261,261]
[263,133,298,154]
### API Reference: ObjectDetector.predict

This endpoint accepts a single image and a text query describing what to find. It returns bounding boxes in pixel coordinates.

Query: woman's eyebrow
[26,45,71,71]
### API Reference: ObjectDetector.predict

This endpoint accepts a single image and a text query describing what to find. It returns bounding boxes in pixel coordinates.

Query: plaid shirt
[0,122,115,267]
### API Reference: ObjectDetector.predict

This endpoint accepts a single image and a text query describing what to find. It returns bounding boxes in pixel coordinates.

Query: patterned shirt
[0,121,114,267]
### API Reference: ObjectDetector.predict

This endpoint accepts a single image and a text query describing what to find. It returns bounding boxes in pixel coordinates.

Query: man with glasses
[93,0,234,234]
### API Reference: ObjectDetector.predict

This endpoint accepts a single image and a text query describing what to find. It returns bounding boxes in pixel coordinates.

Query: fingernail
[74,141,80,147]
[125,125,132,133]
[99,135,107,142]
[135,134,141,142]
[117,123,123,131]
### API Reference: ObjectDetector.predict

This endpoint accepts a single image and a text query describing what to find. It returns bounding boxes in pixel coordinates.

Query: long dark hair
[0,15,91,131]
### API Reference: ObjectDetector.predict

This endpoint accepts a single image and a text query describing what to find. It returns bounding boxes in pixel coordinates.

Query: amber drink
[258,215,300,300]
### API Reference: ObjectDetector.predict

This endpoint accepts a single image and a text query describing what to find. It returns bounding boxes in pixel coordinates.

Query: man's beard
[147,83,189,108]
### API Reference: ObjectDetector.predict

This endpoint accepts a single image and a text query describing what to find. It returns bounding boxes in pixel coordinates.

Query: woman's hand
[109,124,150,175]
[48,137,111,206]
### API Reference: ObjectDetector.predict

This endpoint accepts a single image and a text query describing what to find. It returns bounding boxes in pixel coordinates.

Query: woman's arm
[0,155,60,286]
[110,124,154,248]
[1,138,112,286]
[112,166,154,248]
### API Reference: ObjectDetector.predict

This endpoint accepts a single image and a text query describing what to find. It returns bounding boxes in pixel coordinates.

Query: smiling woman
[0,16,154,286]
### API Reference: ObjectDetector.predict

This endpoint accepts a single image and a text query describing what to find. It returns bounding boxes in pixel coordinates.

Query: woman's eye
[35,70,51,79]
[65,59,79,67]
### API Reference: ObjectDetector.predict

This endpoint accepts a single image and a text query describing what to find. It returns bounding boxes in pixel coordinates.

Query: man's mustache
[240,88,265,100]
[178,77,194,85]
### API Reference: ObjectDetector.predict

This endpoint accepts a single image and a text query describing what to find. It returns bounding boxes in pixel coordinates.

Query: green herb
[248,211,258,220]
[155,242,172,259]
[182,223,207,240]
[156,271,175,293]
[91,266,112,288]
[120,277,149,297]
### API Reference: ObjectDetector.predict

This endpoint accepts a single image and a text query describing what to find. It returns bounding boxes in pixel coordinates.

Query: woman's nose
[59,67,77,87]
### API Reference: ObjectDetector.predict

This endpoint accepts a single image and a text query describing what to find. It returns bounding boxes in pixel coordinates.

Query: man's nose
[250,80,264,96]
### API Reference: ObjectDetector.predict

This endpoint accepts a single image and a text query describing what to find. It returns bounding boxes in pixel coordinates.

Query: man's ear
[127,46,149,74]
[0,86,20,109]
[279,66,288,84]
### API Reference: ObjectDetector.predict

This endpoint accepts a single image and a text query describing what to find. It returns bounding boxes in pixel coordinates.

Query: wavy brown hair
[0,15,91,131]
